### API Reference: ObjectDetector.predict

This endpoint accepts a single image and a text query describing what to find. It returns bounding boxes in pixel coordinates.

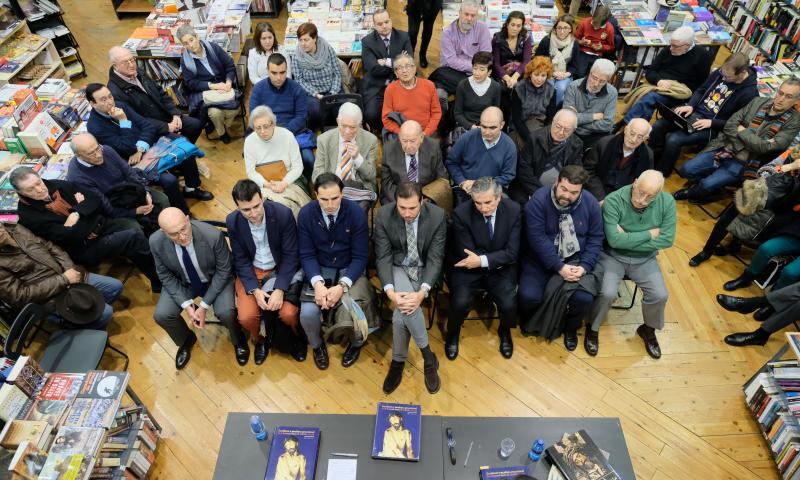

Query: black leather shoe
[419,55,428,68]
[673,188,690,200]
[184,188,214,201]
[342,344,362,367]
[383,360,405,394]
[725,329,770,346]
[724,273,754,291]
[292,344,307,362]
[254,340,268,365]
[312,344,329,370]
[689,251,712,267]
[584,329,599,356]
[444,335,459,360]
[235,343,250,366]
[175,332,197,370]
[498,329,513,359]
[716,294,765,314]
[221,132,232,144]
[753,305,775,322]
[637,325,661,359]
[564,331,578,351]
[422,351,440,394]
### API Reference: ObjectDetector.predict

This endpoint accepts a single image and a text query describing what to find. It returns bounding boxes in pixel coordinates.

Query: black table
[213,413,635,480]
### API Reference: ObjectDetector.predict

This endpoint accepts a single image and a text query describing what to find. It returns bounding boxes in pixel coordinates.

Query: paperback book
[545,430,621,480]
[480,465,530,479]
[371,402,421,461]
[264,426,320,480]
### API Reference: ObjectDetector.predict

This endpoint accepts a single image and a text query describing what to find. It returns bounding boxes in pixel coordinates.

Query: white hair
[590,58,616,79]
[337,102,363,125]
[249,105,277,129]
[108,46,132,65]
[553,109,578,128]
[671,26,695,45]
[460,0,480,11]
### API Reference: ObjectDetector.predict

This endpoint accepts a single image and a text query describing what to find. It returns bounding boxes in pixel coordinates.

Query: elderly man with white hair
[585,170,676,358]
[244,106,311,217]
[311,102,379,212]
[107,46,203,143]
[563,58,618,148]
[615,26,712,130]
[584,118,654,200]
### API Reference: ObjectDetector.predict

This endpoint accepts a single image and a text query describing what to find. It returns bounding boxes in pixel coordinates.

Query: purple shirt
[440,21,492,73]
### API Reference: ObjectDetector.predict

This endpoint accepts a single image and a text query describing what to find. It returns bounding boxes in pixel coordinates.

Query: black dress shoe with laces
[235,343,250,366]
[584,329,599,356]
[341,344,362,367]
[673,188,690,200]
[724,273,754,291]
[689,250,712,267]
[725,328,770,347]
[444,335,459,360]
[292,344,307,362]
[637,325,661,359]
[753,305,775,322]
[312,344,329,370]
[383,360,405,394]
[184,188,214,201]
[716,294,766,314]
[176,331,197,370]
[498,329,513,359]
[564,331,578,351]
[254,340,268,365]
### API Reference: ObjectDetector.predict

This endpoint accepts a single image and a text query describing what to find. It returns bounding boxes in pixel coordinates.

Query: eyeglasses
[85,144,103,156]
[117,57,137,65]
[552,123,574,134]
[628,132,648,141]
[556,26,572,31]
[165,223,191,239]
[254,123,275,132]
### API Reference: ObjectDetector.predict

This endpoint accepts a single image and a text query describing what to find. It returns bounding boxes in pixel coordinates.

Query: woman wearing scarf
[511,56,557,147]
[535,15,583,105]
[177,25,240,144]
[291,22,343,131]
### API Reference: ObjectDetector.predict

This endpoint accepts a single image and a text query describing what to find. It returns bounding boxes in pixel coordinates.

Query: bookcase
[0,20,66,88]
[708,0,800,62]
[251,0,282,16]
[7,0,86,79]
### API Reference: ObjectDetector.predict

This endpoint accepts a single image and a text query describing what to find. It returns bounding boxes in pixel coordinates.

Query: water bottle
[528,439,545,462]
[250,415,267,441]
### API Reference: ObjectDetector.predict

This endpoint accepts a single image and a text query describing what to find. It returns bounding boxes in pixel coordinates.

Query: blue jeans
[679,149,744,192]
[554,78,571,106]
[649,118,714,176]
[48,273,123,330]
[301,148,315,180]
[624,92,679,123]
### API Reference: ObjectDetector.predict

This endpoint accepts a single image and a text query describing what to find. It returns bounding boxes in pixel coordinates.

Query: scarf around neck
[294,36,337,70]
[469,76,491,96]
[549,33,574,73]
[550,187,581,260]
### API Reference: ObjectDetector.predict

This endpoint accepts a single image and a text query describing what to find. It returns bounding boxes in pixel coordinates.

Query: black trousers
[70,225,160,287]
[701,203,737,253]
[408,8,440,58]
[363,88,385,133]
[151,115,204,144]
[447,273,518,337]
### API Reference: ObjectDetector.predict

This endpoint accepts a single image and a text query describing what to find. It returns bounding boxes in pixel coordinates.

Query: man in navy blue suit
[226,179,306,366]
[297,173,377,370]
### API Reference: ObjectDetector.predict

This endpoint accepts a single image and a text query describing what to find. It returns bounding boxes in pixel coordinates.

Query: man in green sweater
[585,170,676,358]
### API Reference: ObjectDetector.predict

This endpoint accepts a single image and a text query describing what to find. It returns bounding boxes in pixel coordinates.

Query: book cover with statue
[264,426,320,480]
[545,430,621,480]
[371,402,421,462]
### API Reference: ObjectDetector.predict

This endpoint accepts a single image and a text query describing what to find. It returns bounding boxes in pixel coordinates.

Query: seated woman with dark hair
[491,11,531,90]
[453,51,502,134]
[291,22,342,130]
[248,21,290,85]
[511,56,557,147]
[535,15,583,105]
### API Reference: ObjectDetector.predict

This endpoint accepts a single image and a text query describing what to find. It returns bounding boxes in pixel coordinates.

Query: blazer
[361,28,413,101]
[311,128,379,192]
[374,201,447,289]
[450,196,521,286]
[226,200,299,294]
[86,102,158,159]
[149,220,233,306]
[380,136,448,204]
[297,198,369,285]
[584,133,653,200]
[107,67,180,128]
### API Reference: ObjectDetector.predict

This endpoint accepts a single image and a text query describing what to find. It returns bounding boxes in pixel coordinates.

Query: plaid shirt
[291,50,342,96]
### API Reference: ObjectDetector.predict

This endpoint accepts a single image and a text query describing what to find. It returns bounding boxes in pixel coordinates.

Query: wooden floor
[51,1,790,479]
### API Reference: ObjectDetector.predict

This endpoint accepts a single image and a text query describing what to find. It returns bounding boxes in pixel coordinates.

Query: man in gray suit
[150,207,247,369]
[374,182,447,395]
[722,281,800,346]
[311,102,378,211]
[380,120,449,206]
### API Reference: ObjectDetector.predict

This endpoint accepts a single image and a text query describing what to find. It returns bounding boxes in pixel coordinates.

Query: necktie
[180,245,207,298]
[404,222,419,282]
[486,216,494,240]
[383,36,390,52]
[338,147,354,180]
[407,154,418,182]
[327,214,336,231]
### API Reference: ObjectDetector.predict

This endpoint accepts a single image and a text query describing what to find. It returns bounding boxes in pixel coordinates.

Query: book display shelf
[0,19,65,88]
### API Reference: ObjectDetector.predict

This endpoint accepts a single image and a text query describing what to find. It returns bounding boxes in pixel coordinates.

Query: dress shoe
[716,294,766,314]
[184,188,214,201]
[419,55,428,68]
[383,360,405,394]
[725,328,770,346]
[254,340,268,365]
[221,132,232,144]
[673,188,690,201]
[564,331,578,351]
[341,343,362,367]
[689,250,712,267]
[724,273,754,291]
[636,325,661,359]
[584,329,599,356]
[688,190,723,205]
[235,343,250,366]
[312,344,329,370]
[421,347,440,394]
[444,334,459,360]
[292,344,307,362]
[498,329,513,359]
[753,305,775,322]
[715,240,741,256]
[175,332,197,370]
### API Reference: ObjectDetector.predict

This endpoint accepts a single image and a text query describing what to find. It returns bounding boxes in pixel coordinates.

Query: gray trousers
[763,283,800,333]
[299,275,372,349]
[588,251,669,331]
[390,266,429,362]
[154,281,242,347]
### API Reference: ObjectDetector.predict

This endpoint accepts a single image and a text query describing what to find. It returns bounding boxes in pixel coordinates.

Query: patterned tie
[327,214,336,231]
[180,245,207,298]
[407,154,418,182]
[486,216,494,240]
[404,222,419,282]
[338,147,354,180]
[383,36,390,52]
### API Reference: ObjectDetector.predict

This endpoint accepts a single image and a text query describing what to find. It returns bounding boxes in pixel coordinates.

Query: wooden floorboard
[48,1,787,478]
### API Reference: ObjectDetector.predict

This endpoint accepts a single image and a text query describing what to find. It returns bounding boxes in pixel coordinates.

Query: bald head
[109,46,137,77]
[479,106,504,143]
[398,120,424,155]
[400,120,423,137]
[551,109,578,142]
[631,170,664,209]
[623,118,651,150]
[71,133,104,165]
[158,207,193,246]
[109,46,131,64]
[481,106,503,124]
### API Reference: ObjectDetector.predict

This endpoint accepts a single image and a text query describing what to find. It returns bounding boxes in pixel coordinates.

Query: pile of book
[441,0,558,40]
[0,31,48,75]
[16,0,61,22]
[284,0,382,55]
[34,24,70,40]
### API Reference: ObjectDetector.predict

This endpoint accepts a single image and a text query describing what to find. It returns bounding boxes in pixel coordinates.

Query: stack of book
[284,0,383,56]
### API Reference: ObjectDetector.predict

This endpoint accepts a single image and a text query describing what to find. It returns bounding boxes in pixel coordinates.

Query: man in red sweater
[382,53,442,138]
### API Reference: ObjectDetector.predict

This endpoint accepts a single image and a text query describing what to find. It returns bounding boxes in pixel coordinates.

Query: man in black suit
[584,118,654,201]
[374,182,447,395]
[107,46,203,143]
[447,176,521,360]
[380,120,449,206]
[361,8,413,132]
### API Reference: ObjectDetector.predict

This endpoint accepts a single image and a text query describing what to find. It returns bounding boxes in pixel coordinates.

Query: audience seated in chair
[247,21,291,85]
[491,11,531,95]
[674,78,800,203]
[535,15,584,106]
[374,182,446,394]
[510,56,558,148]
[381,52,442,139]
[584,118,653,201]
[291,22,343,131]
[587,171,676,358]
[575,6,615,62]
[563,58,618,149]
[453,51,502,137]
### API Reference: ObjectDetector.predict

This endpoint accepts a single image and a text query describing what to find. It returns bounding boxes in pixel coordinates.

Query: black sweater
[645,46,711,91]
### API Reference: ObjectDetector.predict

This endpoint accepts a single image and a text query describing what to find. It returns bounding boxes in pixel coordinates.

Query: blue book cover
[479,465,529,479]
[264,426,320,480]
[371,402,422,461]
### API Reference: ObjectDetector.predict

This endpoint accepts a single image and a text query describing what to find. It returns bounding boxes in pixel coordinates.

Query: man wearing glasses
[584,118,654,201]
[382,53,442,139]
[563,58,618,149]
[446,106,516,205]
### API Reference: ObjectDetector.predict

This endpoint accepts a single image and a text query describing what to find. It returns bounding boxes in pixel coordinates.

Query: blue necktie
[327,214,336,231]
[486,216,494,240]
[180,245,207,298]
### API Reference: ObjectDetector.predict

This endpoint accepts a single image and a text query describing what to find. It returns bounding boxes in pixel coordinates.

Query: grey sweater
[563,77,618,137]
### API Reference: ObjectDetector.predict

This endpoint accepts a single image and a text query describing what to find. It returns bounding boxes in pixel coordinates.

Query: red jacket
[575,18,615,56]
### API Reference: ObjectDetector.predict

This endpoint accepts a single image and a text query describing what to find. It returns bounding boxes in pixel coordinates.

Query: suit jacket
[107,67,180,128]
[149,220,233,306]
[584,133,653,200]
[450,196,521,286]
[86,102,158,159]
[361,28,413,101]
[312,128,379,192]
[225,200,299,294]
[380,137,448,204]
[374,201,447,289]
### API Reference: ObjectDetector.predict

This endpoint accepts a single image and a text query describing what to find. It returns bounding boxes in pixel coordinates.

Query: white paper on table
[326,458,357,480]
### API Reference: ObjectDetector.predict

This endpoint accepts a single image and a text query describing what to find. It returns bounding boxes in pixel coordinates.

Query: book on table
[545,430,621,480]
[479,465,530,479]
[264,426,320,480]
[8,439,47,479]
[371,402,422,462]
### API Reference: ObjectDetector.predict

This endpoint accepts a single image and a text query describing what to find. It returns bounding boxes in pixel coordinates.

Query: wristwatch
[338,281,349,293]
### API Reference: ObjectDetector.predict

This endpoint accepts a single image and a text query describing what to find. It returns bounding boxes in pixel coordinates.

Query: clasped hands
[386,288,425,316]
[253,288,284,311]
[183,303,207,329]
[314,281,345,310]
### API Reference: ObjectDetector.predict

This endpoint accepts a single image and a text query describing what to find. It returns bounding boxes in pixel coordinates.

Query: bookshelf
[708,0,800,63]
[0,20,66,88]
[251,0,282,17]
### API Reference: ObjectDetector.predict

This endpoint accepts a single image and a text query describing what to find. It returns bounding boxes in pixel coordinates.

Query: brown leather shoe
[584,329,599,356]
[636,325,661,359]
